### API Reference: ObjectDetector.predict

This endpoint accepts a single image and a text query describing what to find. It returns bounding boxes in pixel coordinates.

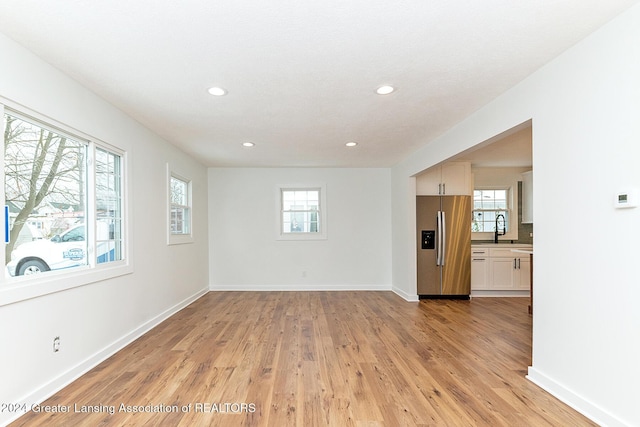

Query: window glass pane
[310,211,319,232]
[471,189,509,233]
[170,176,190,235]
[472,212,483,232]
[97,241,116,263]
[4,113,88,277]
[96,148,123,263]
[473,200,483,210]
[291,210,304,232]
[171,207,189,234]
[281,189,321,234]
[170,177,188,206]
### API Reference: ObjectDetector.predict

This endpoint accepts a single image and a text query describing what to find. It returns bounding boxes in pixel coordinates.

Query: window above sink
[472,185,518,242]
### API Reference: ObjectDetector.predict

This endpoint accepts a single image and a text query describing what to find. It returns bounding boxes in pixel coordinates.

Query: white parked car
[7,224,88,276]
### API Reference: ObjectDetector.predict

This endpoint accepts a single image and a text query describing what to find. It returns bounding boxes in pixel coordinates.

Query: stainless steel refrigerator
[417,195,471,298]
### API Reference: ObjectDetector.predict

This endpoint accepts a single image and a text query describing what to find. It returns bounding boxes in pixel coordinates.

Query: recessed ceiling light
[376,85,395,95]
[345,141,358,147]
[242,142,255,147]
[208,87,227,96]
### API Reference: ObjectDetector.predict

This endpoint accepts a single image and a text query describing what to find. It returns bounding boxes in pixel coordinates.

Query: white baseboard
[3,288,208,427]
[208,284,418,302]
[391,286,419,302]
[208,283,392,292]
[527,366,629,427]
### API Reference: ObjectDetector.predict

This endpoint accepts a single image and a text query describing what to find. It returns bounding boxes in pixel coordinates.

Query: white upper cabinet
[416,162,472,195]
[521,170,533,224]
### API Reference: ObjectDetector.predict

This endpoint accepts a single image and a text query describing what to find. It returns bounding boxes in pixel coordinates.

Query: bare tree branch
[4,115,84,262]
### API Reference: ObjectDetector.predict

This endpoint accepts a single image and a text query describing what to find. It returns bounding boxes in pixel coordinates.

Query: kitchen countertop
[471,243,533,248]
[511,249,534,255]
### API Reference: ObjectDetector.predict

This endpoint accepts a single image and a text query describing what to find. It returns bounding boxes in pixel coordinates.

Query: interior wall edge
[391,286,420,302]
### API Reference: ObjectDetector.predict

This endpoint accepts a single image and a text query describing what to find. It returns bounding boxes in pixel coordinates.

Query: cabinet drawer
[470,248,488,257]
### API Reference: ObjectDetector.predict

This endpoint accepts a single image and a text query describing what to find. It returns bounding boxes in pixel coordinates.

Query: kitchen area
[416,124,533,309]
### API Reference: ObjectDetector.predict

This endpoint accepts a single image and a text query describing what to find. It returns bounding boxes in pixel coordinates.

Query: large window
[3,109,126,280]
[278,185,327,240]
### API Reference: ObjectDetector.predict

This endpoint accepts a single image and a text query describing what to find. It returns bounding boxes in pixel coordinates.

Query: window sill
[0,262,133,307]
[472,231,518,242]
[277,232,327,241]
[167,233,194,245]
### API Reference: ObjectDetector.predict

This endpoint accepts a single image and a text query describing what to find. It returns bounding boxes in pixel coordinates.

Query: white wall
[0,33,209,425]
[208,168,392,291]
[391,4,640,426]
[472,167,530,188]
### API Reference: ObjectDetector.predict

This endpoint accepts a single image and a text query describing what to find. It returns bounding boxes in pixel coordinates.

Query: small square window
[472,189,509,232]
[277,185,327,240]
[282,189,320,233]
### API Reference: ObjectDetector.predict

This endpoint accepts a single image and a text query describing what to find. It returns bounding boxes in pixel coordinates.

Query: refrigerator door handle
[441,211,446,266]
[436,211,442,266]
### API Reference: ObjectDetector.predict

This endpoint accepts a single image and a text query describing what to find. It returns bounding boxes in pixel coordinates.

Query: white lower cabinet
[470,248,489,290]
[471,246,531,292]
[490,257,518,290]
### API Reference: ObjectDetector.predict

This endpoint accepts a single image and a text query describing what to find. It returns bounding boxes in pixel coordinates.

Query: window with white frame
[472,187,517,241]
[168,171,192,244]
[278,186,327,240]
[472,189,509,232]
[3,109,126,279]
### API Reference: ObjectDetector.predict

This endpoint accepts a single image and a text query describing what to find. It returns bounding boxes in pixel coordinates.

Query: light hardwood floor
[11,292,596,426]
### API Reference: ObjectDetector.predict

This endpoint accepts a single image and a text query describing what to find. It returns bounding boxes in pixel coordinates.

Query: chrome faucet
[495,214,506,243]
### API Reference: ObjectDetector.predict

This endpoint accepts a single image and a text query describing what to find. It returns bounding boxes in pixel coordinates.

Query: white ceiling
[0,1,637,168]
[455,124,532,168]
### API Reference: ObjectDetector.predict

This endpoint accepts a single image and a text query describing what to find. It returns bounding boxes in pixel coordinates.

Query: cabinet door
[489,257,516,290]
[515,256,531,290]
[441,162,471,195]
[471,257,489,290]
[416,162,471,196]
[416,166,443,195]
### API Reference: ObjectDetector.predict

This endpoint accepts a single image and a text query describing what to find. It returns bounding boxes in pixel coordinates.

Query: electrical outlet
[53,336,60,353]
